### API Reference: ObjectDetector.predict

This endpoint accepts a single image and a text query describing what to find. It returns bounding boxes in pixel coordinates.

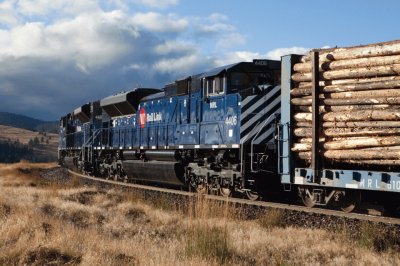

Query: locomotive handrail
[250,113,276,172]
[80,129,102,163]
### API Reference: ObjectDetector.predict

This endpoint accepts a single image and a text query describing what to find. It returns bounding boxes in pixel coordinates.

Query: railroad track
[68,169,400,248]
[68,170,400,224]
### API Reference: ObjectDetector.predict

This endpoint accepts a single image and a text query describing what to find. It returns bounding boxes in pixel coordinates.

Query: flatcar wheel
[300,188,316,208]
[245,190,259,201]
[384,203,400,216]
[339,190,361,213]
[219,187,232,197]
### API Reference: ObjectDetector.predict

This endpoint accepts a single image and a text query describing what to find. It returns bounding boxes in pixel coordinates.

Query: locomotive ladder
[81,129,101,164]
[277,123,290,175]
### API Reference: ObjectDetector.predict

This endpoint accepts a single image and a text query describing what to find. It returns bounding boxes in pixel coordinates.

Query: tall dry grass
[0,162,399,265]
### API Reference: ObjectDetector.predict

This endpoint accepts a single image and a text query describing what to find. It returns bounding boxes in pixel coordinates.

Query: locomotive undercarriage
[60,147,277,200]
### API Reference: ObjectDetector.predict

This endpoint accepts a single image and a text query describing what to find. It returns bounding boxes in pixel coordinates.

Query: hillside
[0,112,58,133]
[0,125,58,163]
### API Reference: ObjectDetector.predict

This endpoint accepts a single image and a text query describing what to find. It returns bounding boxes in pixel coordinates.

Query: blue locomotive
[59,54,400,212]
[59,59,281,199]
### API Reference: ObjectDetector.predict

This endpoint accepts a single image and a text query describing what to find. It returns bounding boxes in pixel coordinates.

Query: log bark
[293,127,312,137]
[294,54,400,72]
[292,97,400,106]
[324,136,400,150]
[322,109,400,122]
[291,98,313,106]
[291,80,400,96]
[297,152,400,165]
[334,160,400,166]
[292,143,311,152]
[324,79,400,93]
[327,89,400,99]
[324,128,400,137]
[323,97,400,106]
[298,89,400,100]
[294,110,400,122]
[300,40,400,62]
[292,64,400,82]
[293,113,312,122]
[294,104,399,113]
[299,149,400,160]
[294,121,312,127]
[324,149,400,160]
[323,121,400,128]
[297,76,400,89]
[296,137,326,143]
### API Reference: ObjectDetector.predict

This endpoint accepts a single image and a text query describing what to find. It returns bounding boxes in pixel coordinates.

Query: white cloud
[131,12,188,33]
[215,47,310,66]
[208,13,228,22]
[0,2,278,119]
[133,0,178,9]
[154,40,196,55]
[153,53,210,75]
[217,32,246,49]
[193,13,246,49]
[214,51,261,66]
[0,0,19,26]
[0,11,135,71]
[16,0,99,16]
[196,22,235,34]
[266,46,309,60]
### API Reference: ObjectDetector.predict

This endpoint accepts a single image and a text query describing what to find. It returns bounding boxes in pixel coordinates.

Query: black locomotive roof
[73,103,91,123]
[199,63,238,78]
[199,60,280,79]
[100,88,161,117]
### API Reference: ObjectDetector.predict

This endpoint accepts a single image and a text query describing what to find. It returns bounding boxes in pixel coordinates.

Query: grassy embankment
[0,162,399,265]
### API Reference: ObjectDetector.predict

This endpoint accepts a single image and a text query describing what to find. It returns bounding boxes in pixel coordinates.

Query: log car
[280,44,400,212]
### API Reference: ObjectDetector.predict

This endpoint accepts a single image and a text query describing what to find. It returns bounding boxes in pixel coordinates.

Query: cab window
[204,74,225,96]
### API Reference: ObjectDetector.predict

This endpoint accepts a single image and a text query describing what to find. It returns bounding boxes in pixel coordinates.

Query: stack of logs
[291,40,400,166]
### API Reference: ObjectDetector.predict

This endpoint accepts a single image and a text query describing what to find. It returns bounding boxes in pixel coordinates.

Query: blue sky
[0,0,398,120]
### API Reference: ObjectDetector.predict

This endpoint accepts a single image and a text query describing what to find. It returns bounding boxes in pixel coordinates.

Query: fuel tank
[63,157,78,171]
[144,150,180,161]
[122,160,185,186]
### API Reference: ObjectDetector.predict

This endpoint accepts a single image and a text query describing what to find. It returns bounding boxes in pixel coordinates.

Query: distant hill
[0,112,58,133]
[0,125,58,163]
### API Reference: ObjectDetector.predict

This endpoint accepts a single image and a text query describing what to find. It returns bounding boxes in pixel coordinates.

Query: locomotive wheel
[300,188,317,208]
[338,190,361,213]
[219,187,232,197]
[196,183,208,194]
[245,190,259,201]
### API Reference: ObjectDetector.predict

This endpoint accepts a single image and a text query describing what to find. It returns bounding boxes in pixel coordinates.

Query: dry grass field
[0,162,400,265]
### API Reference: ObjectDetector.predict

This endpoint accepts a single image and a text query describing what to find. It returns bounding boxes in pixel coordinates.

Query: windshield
[229,71,272,92]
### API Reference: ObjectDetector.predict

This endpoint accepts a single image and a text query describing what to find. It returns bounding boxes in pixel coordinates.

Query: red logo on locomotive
[139,107,146,128]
